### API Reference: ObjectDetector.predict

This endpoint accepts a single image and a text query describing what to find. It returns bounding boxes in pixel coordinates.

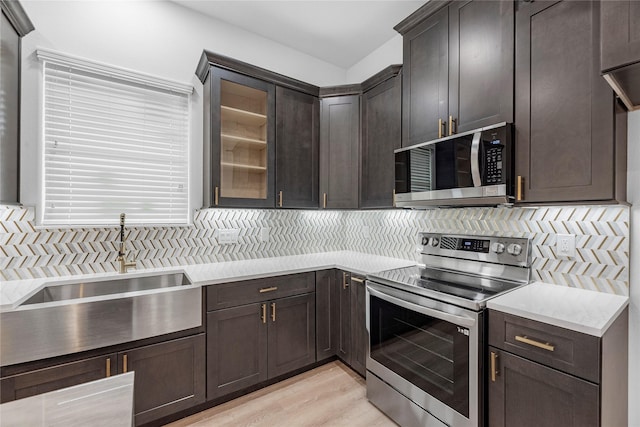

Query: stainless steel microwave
[394,122,514,207]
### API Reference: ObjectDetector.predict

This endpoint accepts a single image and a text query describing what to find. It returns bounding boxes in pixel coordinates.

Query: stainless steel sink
[1,272,201,367]
[20,272,191,305]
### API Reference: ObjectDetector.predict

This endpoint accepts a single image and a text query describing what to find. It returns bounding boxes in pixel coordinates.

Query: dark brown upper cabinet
[276,87,320,208]
[202,66,276,208]
[395,0,514,147]
[601,0,640,111]
[514,0,626,204]
[197,51,320,209]
[319,95,360,209]
[0,1,34,204]
[360,67,402,209]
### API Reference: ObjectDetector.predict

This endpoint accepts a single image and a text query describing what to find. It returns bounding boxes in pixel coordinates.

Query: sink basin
[1,271,201,367]
[20,272,192,305]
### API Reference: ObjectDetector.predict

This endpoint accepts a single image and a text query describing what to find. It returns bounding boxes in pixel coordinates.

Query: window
[37,49,191,226]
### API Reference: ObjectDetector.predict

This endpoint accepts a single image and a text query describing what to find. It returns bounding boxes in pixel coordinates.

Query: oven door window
[369,295,469,417]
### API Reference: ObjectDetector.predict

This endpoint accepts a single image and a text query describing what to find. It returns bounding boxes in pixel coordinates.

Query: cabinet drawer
[0,354,115,403]
[207,272,315,311]
[488,310,600,383]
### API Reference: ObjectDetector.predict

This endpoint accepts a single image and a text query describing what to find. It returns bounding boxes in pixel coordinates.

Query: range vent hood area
[601,0,640,111]
[603,65,640,112]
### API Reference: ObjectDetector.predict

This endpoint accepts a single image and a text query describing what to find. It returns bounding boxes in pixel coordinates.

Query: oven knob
[422,236,429,245]
[507,243,522,256]
[430,237,440,247]
[491,242,505,254]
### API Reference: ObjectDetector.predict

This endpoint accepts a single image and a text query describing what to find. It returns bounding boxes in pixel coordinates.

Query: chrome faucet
[117,213,137,273]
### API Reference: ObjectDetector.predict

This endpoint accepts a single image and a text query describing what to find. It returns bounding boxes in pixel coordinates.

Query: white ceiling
[172,1,425,69]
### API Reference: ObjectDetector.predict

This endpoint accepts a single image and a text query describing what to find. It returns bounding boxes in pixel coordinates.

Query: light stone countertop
[0,251,417,311]
[486,281,629,337]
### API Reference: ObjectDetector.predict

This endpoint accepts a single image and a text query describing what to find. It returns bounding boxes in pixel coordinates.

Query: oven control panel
[420,233,531,267]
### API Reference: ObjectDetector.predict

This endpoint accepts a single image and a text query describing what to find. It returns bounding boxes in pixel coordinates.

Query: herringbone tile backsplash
[0,205,629,295]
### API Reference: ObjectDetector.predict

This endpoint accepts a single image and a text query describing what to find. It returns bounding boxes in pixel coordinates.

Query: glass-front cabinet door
[205,67,275,207]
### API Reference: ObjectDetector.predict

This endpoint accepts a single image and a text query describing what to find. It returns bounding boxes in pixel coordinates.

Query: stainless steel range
[366,233,532,427]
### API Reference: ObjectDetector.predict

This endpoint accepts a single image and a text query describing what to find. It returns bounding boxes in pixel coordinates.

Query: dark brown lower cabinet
[206,303,268,399]
[337,271,352,365]
[0,353,115,403]
[267,293,316,377]
[349,275,367,377]
[0,334,206,426]
[207,293,316,400]
[488,347,598,427]
[488,308,628,427]
[122,335,205,425]
[321,270,366,377]
[315,269,339,361]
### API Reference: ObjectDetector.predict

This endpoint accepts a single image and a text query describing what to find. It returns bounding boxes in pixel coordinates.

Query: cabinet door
[276,86,319,208]
[488,347,599,427]
[337,271,352,365]
[0,354,115,403]
[267,293,316,378]
[316,269,339,361]
[515,0,615,203]
[349,275,367,377]
[0,10,20,203]
[207,304,268,400]
[360,73,402,209]
[449,0,514,133]
[120,335,205,425]
[402,6,449,146]
[206,67,276,208]
[319,95,360,209]
[601,0,640,72]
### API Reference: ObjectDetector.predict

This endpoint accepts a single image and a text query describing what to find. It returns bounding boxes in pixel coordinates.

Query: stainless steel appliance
[394,123,514,207]
[366,233,532,427]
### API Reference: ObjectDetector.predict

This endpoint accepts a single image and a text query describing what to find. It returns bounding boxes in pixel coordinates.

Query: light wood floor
[165,361,396,427]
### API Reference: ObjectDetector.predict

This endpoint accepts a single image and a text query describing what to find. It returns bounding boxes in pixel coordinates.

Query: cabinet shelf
[221,134,267,150]
[221,105,267,127]
[221,162,267,172]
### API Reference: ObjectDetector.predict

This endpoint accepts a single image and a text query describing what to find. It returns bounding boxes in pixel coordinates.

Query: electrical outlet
[260,227,270,242]
[218,228,239,244]
[556,234,576,258]
[362,226,370,239]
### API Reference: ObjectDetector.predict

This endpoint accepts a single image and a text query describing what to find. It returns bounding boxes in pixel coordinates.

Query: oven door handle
[367,284,476,328]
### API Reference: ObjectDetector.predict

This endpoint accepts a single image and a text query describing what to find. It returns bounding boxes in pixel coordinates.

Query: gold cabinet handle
[261,303,267,324]
[516,176,524,201]
[123,354,128,373]
[259,286,278,293]
[271,302,276,322]
[323,193,327,209]
[214,186,219,206]
[490,351,499,382]
[392,189,396,207]
[449,115,456,136]
[351,277,364,284]
[106,357,111,378]
[342,272,349,289]
[515,335,555,352]
[438,118,444,138]
[278,191,283,208]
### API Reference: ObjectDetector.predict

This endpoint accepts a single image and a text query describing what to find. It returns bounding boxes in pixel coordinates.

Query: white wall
[628,110,640,426]
[345,34,403,83]
[18,0,348,211]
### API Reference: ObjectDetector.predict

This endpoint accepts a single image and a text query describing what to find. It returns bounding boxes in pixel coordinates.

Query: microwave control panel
[484,140,503,184]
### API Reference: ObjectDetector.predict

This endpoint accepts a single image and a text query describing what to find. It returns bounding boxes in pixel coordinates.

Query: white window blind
[38,49,191,226]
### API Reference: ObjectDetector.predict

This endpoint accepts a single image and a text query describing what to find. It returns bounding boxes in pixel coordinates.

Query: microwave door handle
[470,132,482,187]
[367,285,476,328]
